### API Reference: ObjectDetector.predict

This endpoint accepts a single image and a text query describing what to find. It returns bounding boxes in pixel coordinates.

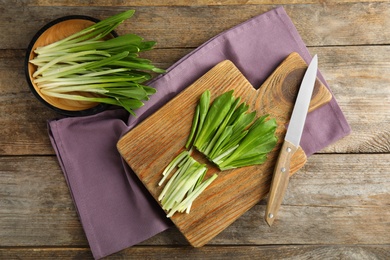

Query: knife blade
[265,54,318,226]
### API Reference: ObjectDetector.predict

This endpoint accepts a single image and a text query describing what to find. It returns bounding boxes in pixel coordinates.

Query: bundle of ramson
[187,90,278,170]
[30,10,164,115]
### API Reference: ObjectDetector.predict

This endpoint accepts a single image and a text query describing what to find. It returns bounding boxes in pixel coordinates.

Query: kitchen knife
[265,54,318,226]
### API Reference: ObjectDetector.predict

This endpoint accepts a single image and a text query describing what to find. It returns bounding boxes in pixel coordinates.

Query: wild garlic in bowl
[25,10,164,116]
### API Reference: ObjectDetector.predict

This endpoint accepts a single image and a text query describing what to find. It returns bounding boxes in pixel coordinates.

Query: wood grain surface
[117,53,332,247]
[1,1,389,259]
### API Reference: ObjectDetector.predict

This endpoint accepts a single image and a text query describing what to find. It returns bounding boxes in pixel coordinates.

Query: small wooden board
[117,52,332,247]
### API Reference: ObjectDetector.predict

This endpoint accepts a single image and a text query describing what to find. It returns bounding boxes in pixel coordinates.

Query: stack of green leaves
[158,151,218,218]
[186,89,278,170]
[30,10,165,115]
[158,90,278,218]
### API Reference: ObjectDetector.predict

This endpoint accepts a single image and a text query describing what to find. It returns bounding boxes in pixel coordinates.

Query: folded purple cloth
[48,6,350,259]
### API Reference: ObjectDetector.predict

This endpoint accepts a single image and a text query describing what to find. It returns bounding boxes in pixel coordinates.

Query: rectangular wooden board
[117,52,332,247]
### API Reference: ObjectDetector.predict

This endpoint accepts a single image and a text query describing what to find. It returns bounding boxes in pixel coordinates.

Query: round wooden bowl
[25,16,117,116]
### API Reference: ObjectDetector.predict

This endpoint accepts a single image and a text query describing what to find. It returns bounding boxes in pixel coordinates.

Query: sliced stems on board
[158,151,218,218]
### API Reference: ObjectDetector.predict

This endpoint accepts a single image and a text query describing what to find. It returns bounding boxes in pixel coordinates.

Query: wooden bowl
[25,16,118,116]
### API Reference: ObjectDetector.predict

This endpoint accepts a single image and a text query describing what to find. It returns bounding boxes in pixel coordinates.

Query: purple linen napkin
[48,109,171,258]
[48,6,350,259]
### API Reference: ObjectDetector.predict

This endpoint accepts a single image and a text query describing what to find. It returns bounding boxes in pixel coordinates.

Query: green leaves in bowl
[29,10,164,115]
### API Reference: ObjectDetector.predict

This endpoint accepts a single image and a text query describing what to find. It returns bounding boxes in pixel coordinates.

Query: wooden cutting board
[117,52,332,247]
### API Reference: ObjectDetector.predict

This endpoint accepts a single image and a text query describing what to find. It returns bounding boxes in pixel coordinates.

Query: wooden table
[1,1,389,259]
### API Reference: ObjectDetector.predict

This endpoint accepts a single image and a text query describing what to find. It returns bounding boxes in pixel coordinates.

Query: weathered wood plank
[24,0,390,6]
[1,45,388,155]
[312,46,390,154]
[0,50,58,155]
[1,3,389,49]
[286,153,390,207]
[0,156,87,246]
[0,154,389,246]
[1,245,390,259]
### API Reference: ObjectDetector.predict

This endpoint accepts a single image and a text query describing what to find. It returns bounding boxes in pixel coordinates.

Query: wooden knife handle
[265,140,298,226]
